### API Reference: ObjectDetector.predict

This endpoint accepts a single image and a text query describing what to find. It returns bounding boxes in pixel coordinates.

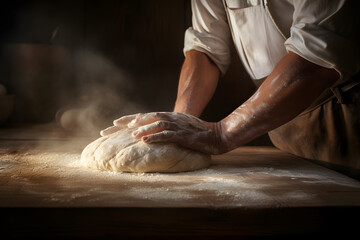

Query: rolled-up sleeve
[285,0,360,83]
[184,0,232,75]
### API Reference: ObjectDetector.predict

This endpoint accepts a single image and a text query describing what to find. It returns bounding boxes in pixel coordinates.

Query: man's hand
[101,112,228,155]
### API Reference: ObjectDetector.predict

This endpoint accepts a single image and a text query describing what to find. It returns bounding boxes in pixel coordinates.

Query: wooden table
[1,125,360,239]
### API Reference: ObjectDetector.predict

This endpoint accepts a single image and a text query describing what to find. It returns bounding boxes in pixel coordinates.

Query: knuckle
[162,130,174,137]
[156,112,170,120]
[172,112,180,117]
[155,120,169,128]
[153,112,161,118]
[135,113,142,120]
[155,121,163,127]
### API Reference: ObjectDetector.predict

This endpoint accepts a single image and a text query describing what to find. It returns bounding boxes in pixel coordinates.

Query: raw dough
[80,127,211,173]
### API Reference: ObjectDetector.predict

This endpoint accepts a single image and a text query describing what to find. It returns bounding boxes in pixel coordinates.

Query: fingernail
[142,136,149,142]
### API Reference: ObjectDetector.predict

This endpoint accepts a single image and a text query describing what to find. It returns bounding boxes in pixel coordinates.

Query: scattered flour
[4,144,360,207]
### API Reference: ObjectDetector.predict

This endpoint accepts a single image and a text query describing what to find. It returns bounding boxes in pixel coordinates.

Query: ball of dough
[80,127,211,173]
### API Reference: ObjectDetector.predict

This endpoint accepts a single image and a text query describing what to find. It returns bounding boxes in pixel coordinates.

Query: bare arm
[108,52,339,155]
[219,51,339,150]
[173,50,220,117]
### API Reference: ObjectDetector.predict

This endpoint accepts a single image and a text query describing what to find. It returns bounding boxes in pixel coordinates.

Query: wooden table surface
[1,125,360,239]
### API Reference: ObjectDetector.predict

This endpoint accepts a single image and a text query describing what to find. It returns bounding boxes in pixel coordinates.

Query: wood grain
[1,126,359,238]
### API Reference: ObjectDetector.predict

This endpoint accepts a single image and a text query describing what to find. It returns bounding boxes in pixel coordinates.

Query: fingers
[118,112,172,128]
[113,114,139,127]
[132,120,177,139]
[141,130,178,144]
[100,126,123,136]
[106,112,176,138]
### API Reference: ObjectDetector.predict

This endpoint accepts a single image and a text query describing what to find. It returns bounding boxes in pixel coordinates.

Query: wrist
[211,121,236,154]
[217,116,255,153]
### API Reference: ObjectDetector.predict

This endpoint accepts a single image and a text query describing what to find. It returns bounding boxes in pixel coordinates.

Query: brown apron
[269,73,360,177]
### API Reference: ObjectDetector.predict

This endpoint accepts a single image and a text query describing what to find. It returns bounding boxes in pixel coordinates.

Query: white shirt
[184,0,360,85]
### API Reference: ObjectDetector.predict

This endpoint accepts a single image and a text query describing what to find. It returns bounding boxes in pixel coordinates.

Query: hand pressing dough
[80,127,211,173]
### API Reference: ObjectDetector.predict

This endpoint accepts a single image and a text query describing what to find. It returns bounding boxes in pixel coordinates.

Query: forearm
[106,53,339,156]
[174,50,220,117]
[219,52,339,151]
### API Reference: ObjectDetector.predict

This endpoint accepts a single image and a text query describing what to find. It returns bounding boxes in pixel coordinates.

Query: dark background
[0,0,271,145]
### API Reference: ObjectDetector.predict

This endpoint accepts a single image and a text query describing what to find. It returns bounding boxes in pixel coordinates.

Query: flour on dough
[80,127,211,173]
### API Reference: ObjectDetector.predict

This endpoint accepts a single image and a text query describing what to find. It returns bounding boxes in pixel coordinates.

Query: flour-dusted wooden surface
[1,125,360,239]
